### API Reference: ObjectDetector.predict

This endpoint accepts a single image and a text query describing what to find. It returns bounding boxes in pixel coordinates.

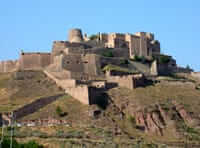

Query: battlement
[0,60,19,73]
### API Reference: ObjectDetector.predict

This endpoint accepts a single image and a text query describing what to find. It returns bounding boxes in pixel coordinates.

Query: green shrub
[195,85,200,90]
[89,34,98,40]
[127,116,136,125]
[102,51,114,57]
[120,59,129,65]
[134,55,142,62]
[132,56,147,63]
[1,137,43,148]
[56,106,63,117]
[159,55,171,64]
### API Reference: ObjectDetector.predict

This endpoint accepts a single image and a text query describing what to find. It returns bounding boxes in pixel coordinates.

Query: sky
[0,0,200,71]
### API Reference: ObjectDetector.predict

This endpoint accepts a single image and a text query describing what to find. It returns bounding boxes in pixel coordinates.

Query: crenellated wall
[0,60,19,73]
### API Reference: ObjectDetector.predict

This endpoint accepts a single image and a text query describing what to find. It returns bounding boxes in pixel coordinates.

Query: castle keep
[0,28,177,105]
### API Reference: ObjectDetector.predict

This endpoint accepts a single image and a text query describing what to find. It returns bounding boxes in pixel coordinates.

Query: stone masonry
[0,28,176,105]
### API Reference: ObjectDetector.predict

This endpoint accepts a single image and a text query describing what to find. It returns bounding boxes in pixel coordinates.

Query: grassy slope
[1,72,200,147]
[0,71,64,112]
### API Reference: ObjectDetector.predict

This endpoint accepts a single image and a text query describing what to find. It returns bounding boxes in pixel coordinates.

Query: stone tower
[68,28,83,43]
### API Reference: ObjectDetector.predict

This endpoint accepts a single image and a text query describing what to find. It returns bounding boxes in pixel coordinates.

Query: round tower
[68,28,83,43]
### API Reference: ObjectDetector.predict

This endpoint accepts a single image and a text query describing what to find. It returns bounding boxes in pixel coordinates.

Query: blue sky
[0,0,200,71]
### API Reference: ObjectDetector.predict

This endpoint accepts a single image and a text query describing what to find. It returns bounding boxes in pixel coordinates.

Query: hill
[1,71,200,147]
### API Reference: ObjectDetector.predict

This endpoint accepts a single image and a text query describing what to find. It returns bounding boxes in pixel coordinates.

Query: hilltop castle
[0,28,177,104]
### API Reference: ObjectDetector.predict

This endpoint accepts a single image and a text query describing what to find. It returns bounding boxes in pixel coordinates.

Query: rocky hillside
[0,71,200,147]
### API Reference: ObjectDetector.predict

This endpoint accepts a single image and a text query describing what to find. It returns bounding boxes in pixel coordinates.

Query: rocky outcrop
[134,109,165,136]
[172,101,193,125]
[132,101,199,135]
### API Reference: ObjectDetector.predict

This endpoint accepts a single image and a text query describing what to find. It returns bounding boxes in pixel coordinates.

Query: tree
[186,65,191,70]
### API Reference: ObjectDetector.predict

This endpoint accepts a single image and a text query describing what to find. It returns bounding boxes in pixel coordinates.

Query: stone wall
[106,74,144,89]
[90,81,106,89]
[100,32,160,59]
[59,53,102,80]
[44,70,91,105]
[68,28,83,43]
[64,47,129,59]
[106,75,134,89]
[18,52,51,70]
[191,72,200,80]
[0,60,18,73]
[150,60,158,76]
[65,85,90,104]
[51,41,91,57]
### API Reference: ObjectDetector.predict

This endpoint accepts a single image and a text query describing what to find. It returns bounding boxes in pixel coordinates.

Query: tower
[68,28,83,43]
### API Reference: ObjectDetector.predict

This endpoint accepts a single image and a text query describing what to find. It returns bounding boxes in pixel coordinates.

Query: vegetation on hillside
[101,51,114,57]
[1,137,43,148]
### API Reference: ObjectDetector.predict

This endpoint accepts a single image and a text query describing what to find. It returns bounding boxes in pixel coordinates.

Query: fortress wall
[68,29,83,43]
[99,56,127,67]
[40,53,52,67]
[52,41,90,57]
[19,53,51,70]
[0,60,18,73]
[52,41,68,56]
[82,54,101,76]
[127,35,140,58]
[90,81,106,89]
[100,33,108,42]
[65,47,129,59]
[191,72,200,79]
[106,75,135,89]
[62,54,84,73]
[65,85,90,105]
[44,70,90,105]
[150,40,160,55]
[61,54,102,79]
[106,74,145,89]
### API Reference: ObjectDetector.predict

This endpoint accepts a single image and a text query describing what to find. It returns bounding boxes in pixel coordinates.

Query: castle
[0,28,177,105]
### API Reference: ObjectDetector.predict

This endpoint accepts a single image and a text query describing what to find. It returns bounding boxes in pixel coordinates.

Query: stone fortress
[0,28,178,105]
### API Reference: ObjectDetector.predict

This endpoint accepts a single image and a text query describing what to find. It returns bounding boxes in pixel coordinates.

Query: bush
[159,55,171,64]
[56,106,63,117]
[120,59,129,65]
[89,34,98,40]
[102,51,114,57]
[132,56,146,63]
[1,137,43,148]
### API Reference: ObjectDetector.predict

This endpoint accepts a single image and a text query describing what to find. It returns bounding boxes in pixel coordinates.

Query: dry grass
[0,71,64,112]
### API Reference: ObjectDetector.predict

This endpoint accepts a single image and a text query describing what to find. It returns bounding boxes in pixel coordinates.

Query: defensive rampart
[18,52,51,70]
[43,70,91,105]
[106,74,144,89]
[191,72,200,80]
[0,60,18,73]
